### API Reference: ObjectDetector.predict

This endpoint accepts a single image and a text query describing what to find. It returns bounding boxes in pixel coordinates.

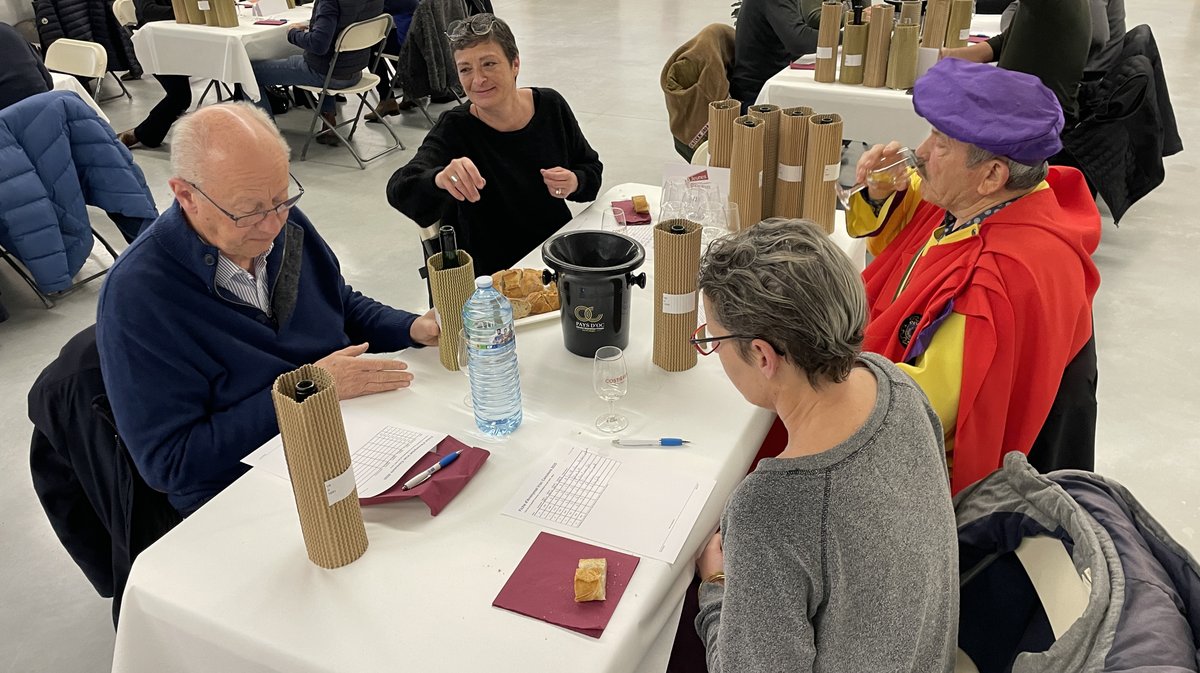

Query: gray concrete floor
[1,0,1196,670]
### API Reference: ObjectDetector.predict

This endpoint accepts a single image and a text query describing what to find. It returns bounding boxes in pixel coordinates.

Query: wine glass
[659,201,686,224]
[835,147,920,208]
[593,346,629,433]
[699,201,741,251]
[661,177,688,205]
[600,206,627,233]
[683,182,720,220]
[457,328,471,408]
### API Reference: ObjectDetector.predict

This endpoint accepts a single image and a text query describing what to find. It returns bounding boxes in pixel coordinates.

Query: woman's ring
[449,175,459,184]
[556,188,563,196]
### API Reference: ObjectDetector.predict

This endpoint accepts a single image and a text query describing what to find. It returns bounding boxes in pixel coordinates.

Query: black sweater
[386,87,603,276]
[0,22,52,111]
[729,0,822,105]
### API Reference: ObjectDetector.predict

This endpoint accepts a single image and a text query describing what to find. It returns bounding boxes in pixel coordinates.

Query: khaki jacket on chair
[660,23,735,161]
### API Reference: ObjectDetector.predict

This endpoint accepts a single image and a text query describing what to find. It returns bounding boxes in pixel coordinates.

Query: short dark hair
[448,14,519,64]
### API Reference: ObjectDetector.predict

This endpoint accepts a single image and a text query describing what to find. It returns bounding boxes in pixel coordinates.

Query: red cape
[863,167,1101,494]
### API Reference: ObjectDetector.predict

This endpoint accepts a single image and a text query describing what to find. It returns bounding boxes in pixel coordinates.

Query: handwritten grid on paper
[532,451,619,527]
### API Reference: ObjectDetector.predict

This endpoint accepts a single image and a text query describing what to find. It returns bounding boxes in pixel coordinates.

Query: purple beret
[913,58,1064,165]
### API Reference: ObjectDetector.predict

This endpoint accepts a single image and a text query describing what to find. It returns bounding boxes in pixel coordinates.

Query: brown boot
[365,98,400,123]
[117,129,141,149]
[316,112,340,146]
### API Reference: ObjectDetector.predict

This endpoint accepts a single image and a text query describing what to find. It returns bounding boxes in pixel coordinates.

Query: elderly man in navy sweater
[97,103,438,516]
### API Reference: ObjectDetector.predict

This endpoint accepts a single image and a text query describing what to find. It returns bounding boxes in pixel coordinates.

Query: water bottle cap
[475,276,494,289]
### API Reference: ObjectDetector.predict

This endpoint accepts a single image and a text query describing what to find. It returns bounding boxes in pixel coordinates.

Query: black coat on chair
[32,0,139,72]
[1062,24,1183,223]
[28,325,181,627]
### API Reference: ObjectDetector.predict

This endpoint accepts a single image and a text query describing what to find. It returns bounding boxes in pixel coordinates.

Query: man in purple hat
[846,58,1102,494]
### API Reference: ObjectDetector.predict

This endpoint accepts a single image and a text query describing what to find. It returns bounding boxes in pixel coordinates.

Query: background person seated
[250,0,384,145]
[97,103,438,516]
[847,59,1101,494]
[728,0,822,108]
[0,22,52,112]
[386,13,602,277]
[691,218,958,673]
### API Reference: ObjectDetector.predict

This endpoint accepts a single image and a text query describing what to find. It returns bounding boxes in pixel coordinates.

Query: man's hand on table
[696,531,725,583]
[288,22,308,32]
[316,343,413,399]
[436,157,486,202]
[856,140,906,202]
[409,309,440,347]
[541,167,577,200]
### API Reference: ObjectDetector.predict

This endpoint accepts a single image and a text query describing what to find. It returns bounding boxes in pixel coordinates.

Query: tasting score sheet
[502,444,716,563]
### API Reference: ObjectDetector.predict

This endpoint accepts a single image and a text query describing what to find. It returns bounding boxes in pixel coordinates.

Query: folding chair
[297,14,405,169]
[44,38,132,103]
[112,0,137,27]
[0,228,122,308]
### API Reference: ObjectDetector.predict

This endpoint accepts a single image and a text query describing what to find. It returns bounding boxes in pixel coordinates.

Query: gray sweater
[696,353,958,673]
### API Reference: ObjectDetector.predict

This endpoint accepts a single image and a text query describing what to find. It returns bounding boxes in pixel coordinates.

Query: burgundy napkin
[611,199,652,225]
[967,34,988,44]
[492,532,640,638]
[789,61,817,70]
[359,436,489,515]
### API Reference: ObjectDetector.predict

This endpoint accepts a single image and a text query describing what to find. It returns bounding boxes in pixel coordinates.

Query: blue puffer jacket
[0,90,158,293]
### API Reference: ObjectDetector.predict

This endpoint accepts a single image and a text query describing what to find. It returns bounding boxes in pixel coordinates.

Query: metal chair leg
[0,250,55,308]
[299,90,325,162]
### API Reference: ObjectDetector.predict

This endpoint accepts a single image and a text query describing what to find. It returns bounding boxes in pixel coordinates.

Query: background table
[130,8,309,100]
[110,184,865,673]
[757,15,1000,148]
[50,72,109,123]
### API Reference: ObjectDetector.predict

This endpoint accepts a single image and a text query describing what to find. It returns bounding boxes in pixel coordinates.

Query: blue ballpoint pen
[610,438,690,447]
[401,450,462,490]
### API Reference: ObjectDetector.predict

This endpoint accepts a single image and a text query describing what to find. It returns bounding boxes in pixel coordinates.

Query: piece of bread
[631,195,650,214]
[510,297,532,320]
[527,288,560,315]
[491,268,548,300]
[574,557,607,602]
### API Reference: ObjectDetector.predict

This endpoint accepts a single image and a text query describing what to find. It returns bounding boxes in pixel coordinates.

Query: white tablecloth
[130,8,310,100]
[757,15,1001,149]
[51,72,109,123]
[110,183,865,673]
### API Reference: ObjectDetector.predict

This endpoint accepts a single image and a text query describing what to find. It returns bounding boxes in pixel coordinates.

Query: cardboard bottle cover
[729,114,765,230]
[210,0,238,27]
[862,3,895,88]
[747,104,781,219]
[181,0,205,24]
[840,18,868,86]
[427,250,475,372]
[652,220,701,372]
[814,1,842,83]
[171,0,190,23]
[801,113,843,235]
[707,99,740,169]
[899,0,921,26]
[271,365,368,569]
[943,0,973,48]
[886,22,920,90]
[922,0,952,49]
[774,106,813,219]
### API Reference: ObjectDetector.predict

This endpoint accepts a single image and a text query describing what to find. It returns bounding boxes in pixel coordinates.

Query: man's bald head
[170,103,290,185]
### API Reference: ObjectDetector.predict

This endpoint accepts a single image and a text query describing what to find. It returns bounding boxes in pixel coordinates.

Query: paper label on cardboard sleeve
[778,164,803,182]
[959,29,970,40]
[324,467,356,506]
[662,292,697,315]
[816,47,833,59]
[823,163,840,181]
[197,0,211,9]
[844,54,863,67]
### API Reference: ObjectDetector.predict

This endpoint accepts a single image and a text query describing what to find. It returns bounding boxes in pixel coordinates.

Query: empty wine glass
[457,328,471,408]
[835,147,920,208]
[600,206,627,233]
[683,182,720,220]
[593,346,629,433]
[659,201,687,224]
[662,177,688,205]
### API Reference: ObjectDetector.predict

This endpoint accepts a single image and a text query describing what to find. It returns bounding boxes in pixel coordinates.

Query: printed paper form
[242,408,445,498]
[502,444,715,563]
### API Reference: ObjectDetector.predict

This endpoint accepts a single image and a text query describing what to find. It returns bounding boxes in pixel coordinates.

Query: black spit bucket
[541,230,646,357]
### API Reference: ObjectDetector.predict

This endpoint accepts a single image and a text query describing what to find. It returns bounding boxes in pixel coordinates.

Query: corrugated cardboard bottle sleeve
[801,113,843,235]
[652,220,701,372]
[271,365,368,569]
[773,106,813,219]
[427,250,475,371]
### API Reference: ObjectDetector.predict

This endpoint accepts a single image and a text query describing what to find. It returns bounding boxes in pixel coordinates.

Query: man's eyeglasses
[446,15,498,41]
[690,323,776,356]
[185,173,304,228]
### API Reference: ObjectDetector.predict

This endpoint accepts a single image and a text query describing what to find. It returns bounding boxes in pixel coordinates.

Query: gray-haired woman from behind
[691,218,959,673]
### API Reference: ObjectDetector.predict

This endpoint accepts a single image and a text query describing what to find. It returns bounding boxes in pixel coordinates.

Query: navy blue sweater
[97,203,419,515]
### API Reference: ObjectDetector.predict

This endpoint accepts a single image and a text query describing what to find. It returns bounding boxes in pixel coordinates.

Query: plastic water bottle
[462,276,523,437]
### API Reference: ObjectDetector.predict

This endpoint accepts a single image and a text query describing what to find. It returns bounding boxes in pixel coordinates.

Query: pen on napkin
[401,450,462,490]
[610,438,690,447]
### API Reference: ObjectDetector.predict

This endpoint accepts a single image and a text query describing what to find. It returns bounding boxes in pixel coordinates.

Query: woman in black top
[385,13,602,276]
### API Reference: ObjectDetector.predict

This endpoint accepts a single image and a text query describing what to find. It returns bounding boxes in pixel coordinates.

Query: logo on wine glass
[604,374,627,386]
[574,306,604,323]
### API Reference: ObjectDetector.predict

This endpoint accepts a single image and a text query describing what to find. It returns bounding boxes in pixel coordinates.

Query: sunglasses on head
[446,15,498,41]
